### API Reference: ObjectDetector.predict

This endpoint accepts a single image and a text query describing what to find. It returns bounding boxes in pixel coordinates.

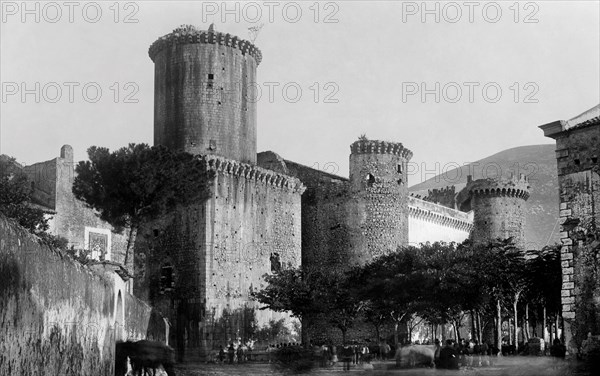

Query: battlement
[350,140,413,160]
[467,174,530,200]
[425,185,457,209]
[409,196,473,232]
[199,155,305,194]
[149,24,262,64]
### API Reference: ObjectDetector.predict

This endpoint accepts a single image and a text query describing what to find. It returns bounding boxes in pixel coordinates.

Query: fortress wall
[281,160,352,268]
[204,159,302,323]
[408,196,473,245]
[0,214,162,376]
[135,156,303,358]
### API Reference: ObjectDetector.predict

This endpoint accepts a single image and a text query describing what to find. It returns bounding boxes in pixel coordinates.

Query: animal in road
[115,340,177,376]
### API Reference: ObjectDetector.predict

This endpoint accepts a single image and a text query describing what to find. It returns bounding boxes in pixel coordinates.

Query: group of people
[216,339,255,364]
[310,342,374,370]
[432,339,496,369]
[433,337,567,369]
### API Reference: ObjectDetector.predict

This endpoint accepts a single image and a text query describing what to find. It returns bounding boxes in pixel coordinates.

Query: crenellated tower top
[467,173,530,200]
[350,140,413,160]
[467,173,531,248]
[149,24,262,64]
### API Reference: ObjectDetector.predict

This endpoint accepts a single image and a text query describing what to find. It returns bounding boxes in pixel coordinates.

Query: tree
[525,245,562,341]
[324,268,364,344]
[0,155,49,234]
[72,144,213,266]
[351,246,430,346]
[477,238,527,352]
[252,267,327,346]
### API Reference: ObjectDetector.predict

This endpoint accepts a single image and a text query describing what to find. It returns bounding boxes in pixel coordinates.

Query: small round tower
[467,174,530,248]
[348,139,413,264]
[149,24,261,164]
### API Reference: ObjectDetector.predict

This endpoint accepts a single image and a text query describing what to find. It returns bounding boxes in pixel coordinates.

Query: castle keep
[134,25,305,360]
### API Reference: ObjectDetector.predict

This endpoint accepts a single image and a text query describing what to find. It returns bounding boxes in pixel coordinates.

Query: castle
[17,25,541,358]
[137,24,531,357]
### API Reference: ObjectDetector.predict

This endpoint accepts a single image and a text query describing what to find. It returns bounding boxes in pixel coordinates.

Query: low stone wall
[0,214,165,376]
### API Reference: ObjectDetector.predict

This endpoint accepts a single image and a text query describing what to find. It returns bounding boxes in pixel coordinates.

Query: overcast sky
[1,1,599,184]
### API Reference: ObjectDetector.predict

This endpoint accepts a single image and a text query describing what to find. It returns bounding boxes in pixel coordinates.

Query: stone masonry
[540,104,600,355]
[465,174,530,249]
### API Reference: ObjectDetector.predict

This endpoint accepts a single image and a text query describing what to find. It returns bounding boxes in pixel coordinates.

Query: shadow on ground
[175,356,594,375]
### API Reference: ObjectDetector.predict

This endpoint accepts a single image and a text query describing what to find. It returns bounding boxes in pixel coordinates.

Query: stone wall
[135,155,304,359]
[279,157,353,268]
[541,115,600,355]
[23,145,130,270]
[424,186,457,209]
[408,196,473,245]
[151,25,259,164]
[348,140,412,263]
[0,214,164,376]
[466,175,530,249]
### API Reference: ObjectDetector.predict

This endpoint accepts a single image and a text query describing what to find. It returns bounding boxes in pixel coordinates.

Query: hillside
[409,144,559,249]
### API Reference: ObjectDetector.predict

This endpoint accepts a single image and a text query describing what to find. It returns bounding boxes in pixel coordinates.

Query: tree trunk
[342,328,347,345]
[123,225,137,267]
[508,318,513,346]
[471,311,476,340]
[555,314,559,341]
[513,292,520,351]
[496,300,502,356]
[375,324,381,343]
[394,322,399,347]
[453,320,459,341]
[525,303,530,340]
[542,306,547,343]
[476,312,483,343]
[301,317,310,348]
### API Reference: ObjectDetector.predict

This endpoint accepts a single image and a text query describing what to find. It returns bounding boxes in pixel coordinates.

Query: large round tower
[348,140,413,264]
[149,24,261,164]
[467,174,530,248]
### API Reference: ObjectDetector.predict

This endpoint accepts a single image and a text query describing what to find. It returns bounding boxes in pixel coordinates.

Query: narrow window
[270,253,281,273]
[153,229,159,237]
[160,265,174,291]
[366,173,375,187]
[397,164,403,174]
[207,73,214,80]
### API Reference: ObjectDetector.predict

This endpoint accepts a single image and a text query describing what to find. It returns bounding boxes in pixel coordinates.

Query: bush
[272,345,315,374]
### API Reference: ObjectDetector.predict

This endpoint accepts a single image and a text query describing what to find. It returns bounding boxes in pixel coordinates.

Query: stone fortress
[135,24,532,358]
[0,14,596,371]
[18,24,599,360]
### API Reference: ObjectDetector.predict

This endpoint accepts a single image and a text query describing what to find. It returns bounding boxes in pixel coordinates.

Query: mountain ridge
[409,144,559,249]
